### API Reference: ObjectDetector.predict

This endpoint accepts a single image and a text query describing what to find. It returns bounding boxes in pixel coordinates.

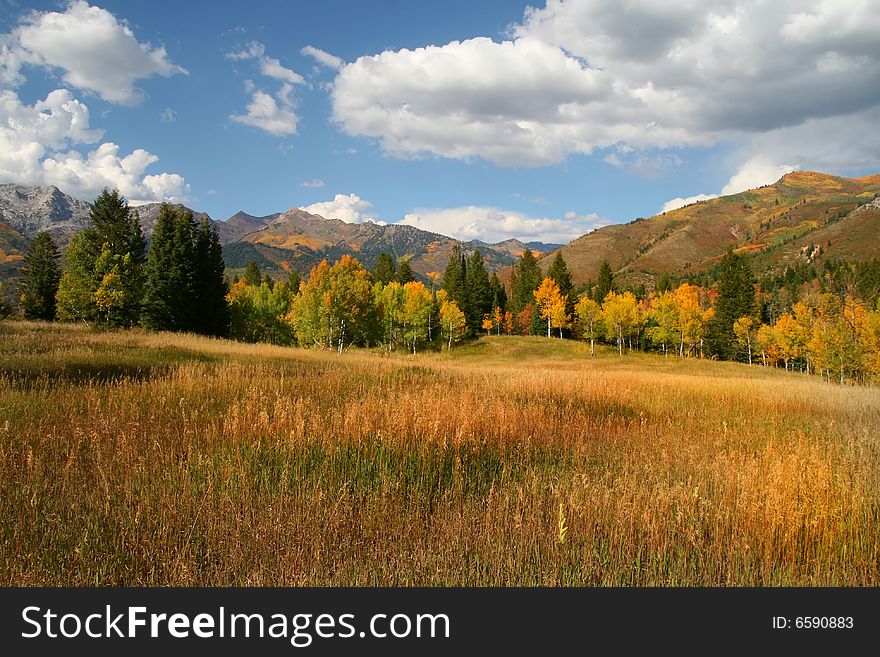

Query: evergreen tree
[141,204,197,332]
[0,281,11,318]
[706,250,757,360]
[547,251,574,324]
[593,261,614,302]
[465,250,492,331]
[395,258,416,285]
[244,260,262,286]
[56,189,145,327]
[56,230,101,323]
[372,252,397,286]
[288,269,302,293]
[655,271,674,294]
[510,248,542,314]
[547,252,573,300]
[89,189,145,326]
[19,231,61,320]
[442,244,466,304]
[489,272,507,312]
[193,218,231,337]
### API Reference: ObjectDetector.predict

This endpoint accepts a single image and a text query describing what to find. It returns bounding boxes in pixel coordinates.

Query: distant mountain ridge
[529,171,880,288]
[0,185,558,283]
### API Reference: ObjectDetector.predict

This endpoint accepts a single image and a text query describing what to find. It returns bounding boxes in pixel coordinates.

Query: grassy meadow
[1,320,879,586]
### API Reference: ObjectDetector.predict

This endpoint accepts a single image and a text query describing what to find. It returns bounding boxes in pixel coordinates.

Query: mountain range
[528,171,880,287]
[0,184,559,283]
[2,171,879,290]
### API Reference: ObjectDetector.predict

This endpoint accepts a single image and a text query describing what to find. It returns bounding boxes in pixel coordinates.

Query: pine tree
[193,218,231,337]
[465,250,491,332]
[510,248,542,315]
[547,252,573,300]
[489,272,507,313]
[288,269,302,293]
[547,251,574,333]
[706,250,757,360]
[442,244,465,303]
[0,281,11,318]
[89,189,146,326]
[395,258,416,285]
[372,252,397,286]
[56,230,101,324]
[244,260,262,286]
[56,189,145,327]
[19,232,61,320]
[655,271,674,294]
[141,204,197,332]
[593,261,614,302]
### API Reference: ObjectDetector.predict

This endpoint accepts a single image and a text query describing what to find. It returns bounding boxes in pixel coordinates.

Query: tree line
[9,187,880,382]
[14,189,230,336]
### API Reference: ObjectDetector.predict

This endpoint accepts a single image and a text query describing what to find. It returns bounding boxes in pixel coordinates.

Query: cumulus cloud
[300,193,377,223]
[719,157,799,195]
[331,0,880,171]
[301,45,344,71]
[227,41,306,84]
[661,156,799,213]
[400,206,603,244]
[2,1,186,105]
[661,194,718,213]
[227,41,304,136]
[300,178,325,188]
[0,88,189,203]
[231,84,299,135]
[300,191,601,242]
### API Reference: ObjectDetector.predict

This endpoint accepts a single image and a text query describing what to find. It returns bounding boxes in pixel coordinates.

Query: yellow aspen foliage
[493,306,504,335]
[482,313,494,335]
[574,296,601,356]
[534,277,568,338]
[600,290,640,355]
[502,310,514,335]
[733,316,758,365]
[439,298,467,350]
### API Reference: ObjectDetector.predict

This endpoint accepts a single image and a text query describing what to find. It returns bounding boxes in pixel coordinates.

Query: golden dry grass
[1,321,878,585]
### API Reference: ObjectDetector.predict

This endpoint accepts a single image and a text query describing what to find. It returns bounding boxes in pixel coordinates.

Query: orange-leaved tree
[534,277,568,338]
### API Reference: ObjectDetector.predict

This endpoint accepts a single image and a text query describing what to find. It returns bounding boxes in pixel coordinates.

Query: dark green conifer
[19,231,61,320]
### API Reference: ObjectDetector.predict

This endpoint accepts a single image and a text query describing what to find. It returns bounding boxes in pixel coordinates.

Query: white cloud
[661,194,718,213]
[160,107,176,123]
[400,206,603,244]
[661,156,799,213]
[301,45,344,71]
[300,178,325,188]
[226,42,305,83]
[231,83,298,136]
[604,148,684,178]
[300,192,601,242]
[227,41,304,136]
[3,1,186,105]
[333,36,624,166]
[0,88,189,203]
[260,56,306,84]
[331,1,880,170]
[719,157,799,195]
[301,193,376,223]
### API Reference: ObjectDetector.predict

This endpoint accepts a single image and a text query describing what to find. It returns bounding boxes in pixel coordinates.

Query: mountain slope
[0,184,552,284]
[538,171,880,285]
[228,208,542,278]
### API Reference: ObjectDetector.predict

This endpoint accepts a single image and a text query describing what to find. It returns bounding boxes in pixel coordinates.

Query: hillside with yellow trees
[539,171,880,286]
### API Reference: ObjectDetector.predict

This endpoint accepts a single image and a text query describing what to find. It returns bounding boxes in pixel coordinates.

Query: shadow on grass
[0,348,218,389]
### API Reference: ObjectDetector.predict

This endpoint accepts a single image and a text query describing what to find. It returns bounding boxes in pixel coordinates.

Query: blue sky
[2,0,879,243]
